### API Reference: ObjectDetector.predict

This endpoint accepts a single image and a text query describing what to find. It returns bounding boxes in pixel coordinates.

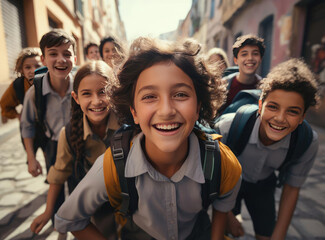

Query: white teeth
[270,123,285,130]
[246,63,254,67]
[156,123,180,130]
[91,108,105,112]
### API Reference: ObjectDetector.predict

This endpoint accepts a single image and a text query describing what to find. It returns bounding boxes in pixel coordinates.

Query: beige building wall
[0,3,10,84]
[0,0,125,84]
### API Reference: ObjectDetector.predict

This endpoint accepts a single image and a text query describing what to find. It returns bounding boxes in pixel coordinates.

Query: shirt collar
[250,117,290,150]
[125,132,205,184]
[42,72,73,96]
[83,111,120,140]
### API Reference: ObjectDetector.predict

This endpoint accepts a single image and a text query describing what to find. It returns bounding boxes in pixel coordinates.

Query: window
[258,15,274,77]
[210,0,215,19]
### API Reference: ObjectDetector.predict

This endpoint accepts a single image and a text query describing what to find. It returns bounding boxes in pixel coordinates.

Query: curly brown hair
[70,60,116,177]
[259,58,319,112]
[99,35,127,67]
[15,47,41,76]
[106,37,227,128]
[232,34,265,58]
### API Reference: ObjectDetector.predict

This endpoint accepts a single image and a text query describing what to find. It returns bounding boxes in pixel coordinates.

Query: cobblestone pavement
[0,120,73,240]
[0,120,324,240]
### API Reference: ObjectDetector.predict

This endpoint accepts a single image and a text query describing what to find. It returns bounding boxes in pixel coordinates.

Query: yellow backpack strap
[103,147,122,209]
[218,142,242,196]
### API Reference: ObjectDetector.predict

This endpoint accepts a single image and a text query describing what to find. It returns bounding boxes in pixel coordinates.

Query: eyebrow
[137,82,194,95]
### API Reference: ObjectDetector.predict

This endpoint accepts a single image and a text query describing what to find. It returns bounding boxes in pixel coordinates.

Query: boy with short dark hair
[20,28,76,222]
[222,34,265,111]
[84,42,101,61]
[215,58,319,240]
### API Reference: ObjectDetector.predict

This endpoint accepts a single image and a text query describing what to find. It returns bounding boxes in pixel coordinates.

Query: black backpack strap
[65,122,74,156]
[13,76,25,104]
[33,75,47,132]
[199,136,221,210]
[33,74,51,151]
[276,120,313,187]
[111,125,136,216]
[226,104,258,156]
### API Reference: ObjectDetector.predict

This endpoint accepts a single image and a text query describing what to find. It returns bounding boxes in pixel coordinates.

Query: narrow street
[0,119,324,239]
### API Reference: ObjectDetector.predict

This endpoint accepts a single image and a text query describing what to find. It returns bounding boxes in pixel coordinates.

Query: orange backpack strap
[103,147,127,226]
[218,141,242,196]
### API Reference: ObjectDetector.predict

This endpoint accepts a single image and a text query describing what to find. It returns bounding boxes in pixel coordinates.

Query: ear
[258,99,262,115]
[234,57,238,65]
[130,106,139,124]
[71,91,80,105]
[41,55,46,66]
[73,55,77,65]
[299,112,306,125]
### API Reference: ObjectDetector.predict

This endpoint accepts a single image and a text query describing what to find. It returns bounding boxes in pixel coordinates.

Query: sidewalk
[0,119,19,145]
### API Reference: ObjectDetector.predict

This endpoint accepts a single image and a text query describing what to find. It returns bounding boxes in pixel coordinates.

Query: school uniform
[47,112,119,183]
[48,112,119,238]
[55,132,242,240]
[20,72,73,223]
[215,113,319,236]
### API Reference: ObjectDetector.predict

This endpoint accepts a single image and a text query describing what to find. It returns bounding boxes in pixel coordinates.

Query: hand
[27,158,43,177]
[226,213,245,237]
[30,212,52,234]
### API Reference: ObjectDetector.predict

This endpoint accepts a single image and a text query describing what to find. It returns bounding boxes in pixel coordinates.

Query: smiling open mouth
[154,123,181,131]
[269,123,286,130]
[55,66,68,70]
[90,107,106,112]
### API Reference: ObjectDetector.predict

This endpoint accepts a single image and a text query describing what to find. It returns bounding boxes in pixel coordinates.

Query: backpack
[32,73,50,152]
[12,76,26,104]
[217,104,314,187]
[64,121,111,194]
[109,124,222,217]
[222,66,239,78]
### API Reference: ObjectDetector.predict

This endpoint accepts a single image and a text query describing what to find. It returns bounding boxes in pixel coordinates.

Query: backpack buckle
[112,147,124,160]
[205,140,216,151]
[119,192,130,216]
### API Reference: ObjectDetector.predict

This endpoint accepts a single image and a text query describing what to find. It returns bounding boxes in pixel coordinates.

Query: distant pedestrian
[99,35,126,70]
[205,47,230,73]
[221,34,265,112]
[84,42,101,61]
[0,47,42,123]
[30,60,119,239]
[215,58,319,240]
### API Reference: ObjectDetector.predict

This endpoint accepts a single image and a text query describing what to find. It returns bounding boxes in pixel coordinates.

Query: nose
[58,53,67,62]
[93,95,103,105]
[274,110,286,122]
[157,97,176,117]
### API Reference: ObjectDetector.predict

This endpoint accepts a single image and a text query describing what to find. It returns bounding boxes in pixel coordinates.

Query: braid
[70,99,86,179]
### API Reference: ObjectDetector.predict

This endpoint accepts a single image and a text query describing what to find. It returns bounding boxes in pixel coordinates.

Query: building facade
[0,0,125,84]
[177,0,325,127]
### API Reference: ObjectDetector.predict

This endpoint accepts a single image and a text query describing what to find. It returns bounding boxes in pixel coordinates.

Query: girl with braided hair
[30,60,120,239]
